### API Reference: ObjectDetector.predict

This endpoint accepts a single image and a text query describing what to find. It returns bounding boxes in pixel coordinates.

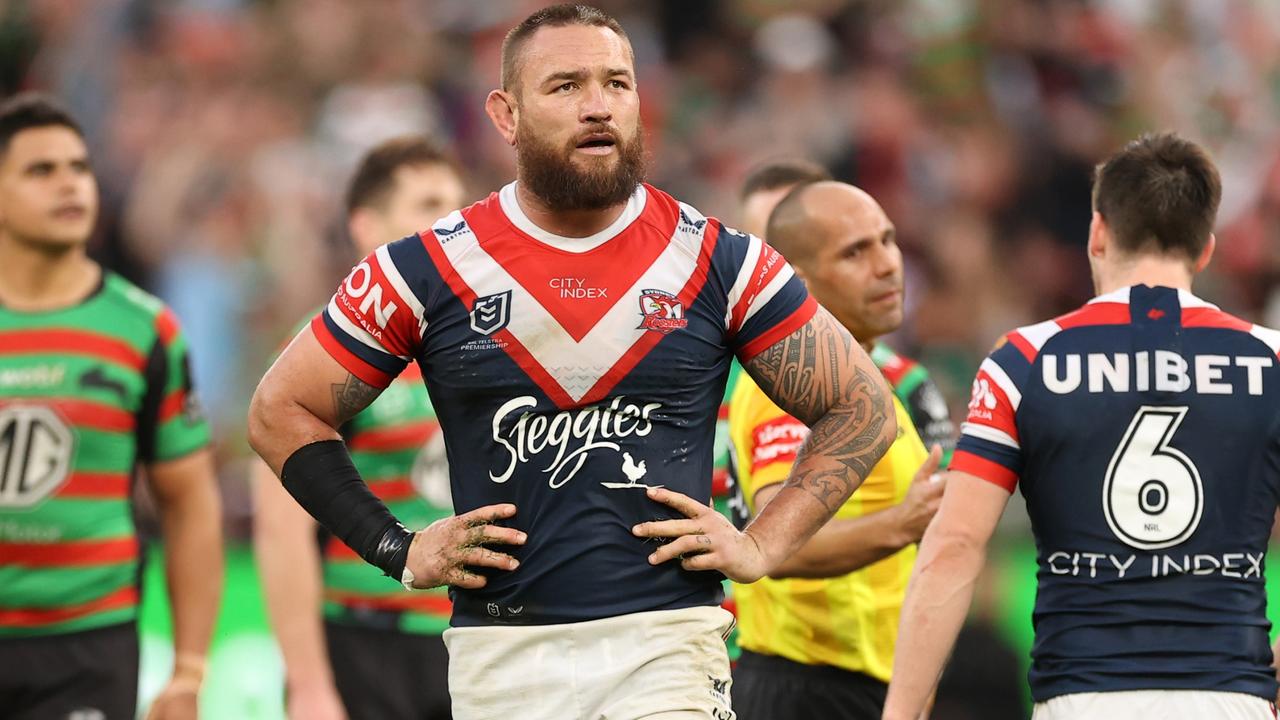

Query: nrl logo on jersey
[470,290,512,336]
[638,289,688,335]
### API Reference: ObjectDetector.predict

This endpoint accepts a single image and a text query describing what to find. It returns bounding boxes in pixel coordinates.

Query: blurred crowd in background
[7,0,1280,507]
[8,1,1280,716]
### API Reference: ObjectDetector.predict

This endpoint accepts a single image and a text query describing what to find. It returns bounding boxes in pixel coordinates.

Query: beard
[515,121,648,212]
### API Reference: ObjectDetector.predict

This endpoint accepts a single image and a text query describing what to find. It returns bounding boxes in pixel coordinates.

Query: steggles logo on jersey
[638,289,688,334]
[470,290,512,336]
[489,395,662,488]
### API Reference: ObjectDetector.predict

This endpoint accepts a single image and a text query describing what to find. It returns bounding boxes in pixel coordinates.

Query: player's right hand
[898,444,945,543]
[404,503,526,589]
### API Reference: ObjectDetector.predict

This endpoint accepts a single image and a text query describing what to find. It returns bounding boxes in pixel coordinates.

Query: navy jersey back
[311,182,815,626]
[953,285,1280,702]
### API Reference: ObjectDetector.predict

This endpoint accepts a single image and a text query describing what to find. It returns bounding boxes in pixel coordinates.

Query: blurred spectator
[7,3,1280,713]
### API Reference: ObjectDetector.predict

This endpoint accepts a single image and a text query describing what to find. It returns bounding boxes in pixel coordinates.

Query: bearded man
[248,6,896,719]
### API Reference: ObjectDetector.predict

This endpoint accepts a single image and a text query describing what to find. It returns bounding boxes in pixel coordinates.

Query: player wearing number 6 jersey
[885,133,1280,720]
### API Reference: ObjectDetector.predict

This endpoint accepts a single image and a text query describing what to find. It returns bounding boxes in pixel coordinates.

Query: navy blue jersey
[953,284,1280,701]
[313,182,816,626]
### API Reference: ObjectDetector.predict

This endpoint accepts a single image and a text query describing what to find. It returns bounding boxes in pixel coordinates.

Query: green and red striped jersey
[872,342,956,466]
[714,361,743,660]
[323,361,452,634]
[0,272,210,636]
[277,313,452,635]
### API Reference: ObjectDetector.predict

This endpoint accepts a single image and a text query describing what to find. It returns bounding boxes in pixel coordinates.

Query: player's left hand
[633,486,768,583]
[145,678,200,720]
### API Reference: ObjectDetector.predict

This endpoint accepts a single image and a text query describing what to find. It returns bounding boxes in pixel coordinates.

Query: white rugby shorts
[1033,689,1276,719]
[444,605,736,720]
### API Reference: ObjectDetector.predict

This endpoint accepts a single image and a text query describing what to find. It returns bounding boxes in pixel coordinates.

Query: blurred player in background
[728,181,948,719]
[253,136,466,720]
[713,159,834,659]
[248,5,896,719]
[886,134,1280,719]
[740,162,955,464]
[0,93,222,720]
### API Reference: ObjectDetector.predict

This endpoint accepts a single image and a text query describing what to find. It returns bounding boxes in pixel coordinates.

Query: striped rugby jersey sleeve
[139,307,210,463]
[312,236,427,389]
[722,229,818,361]
[951,336,1032,492]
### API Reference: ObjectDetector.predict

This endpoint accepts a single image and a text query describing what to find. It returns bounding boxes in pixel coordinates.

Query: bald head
[766,181,905,343]
[767,182,885,269]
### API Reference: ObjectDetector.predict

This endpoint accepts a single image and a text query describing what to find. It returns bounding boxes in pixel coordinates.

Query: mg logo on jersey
[0,405,74,508]
[638,289,688,334]
[471,290,512,336]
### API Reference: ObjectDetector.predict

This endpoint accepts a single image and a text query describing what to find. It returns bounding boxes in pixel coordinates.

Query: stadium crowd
[4,1,1280,718]
[8,0,1280,451]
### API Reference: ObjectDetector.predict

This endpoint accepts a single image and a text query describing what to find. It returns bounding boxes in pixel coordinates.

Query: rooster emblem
[637,289,688,334]
[600,452,660,490]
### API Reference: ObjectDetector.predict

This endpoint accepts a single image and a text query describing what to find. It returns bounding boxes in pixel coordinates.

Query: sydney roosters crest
[638,289,688,334]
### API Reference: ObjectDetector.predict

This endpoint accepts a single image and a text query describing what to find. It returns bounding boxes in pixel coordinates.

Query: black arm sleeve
[280,439,413,580]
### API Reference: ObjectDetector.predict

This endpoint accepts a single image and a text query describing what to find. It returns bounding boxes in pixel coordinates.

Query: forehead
[2,125,87,167]
[809,192,892,245]
[517,24,633,85]
[390,163,464,197]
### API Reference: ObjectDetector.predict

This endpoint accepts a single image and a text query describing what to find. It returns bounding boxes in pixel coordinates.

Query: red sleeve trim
[737,295,819,361]
[155,307,180,346]
[310,315,393,389]
[1006,332,1037,362]
[730,243,787,333]
[951,450,1018,492]
[158,389,186,423]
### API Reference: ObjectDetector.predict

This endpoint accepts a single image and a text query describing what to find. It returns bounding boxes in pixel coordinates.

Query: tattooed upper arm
[744,307,860,425]
[743,306,896,509]
[330,373,381,425]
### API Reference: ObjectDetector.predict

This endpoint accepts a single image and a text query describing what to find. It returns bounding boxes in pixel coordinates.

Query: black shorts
[731,649,887,720]
[324,621,451,720]
[0,622,139,720]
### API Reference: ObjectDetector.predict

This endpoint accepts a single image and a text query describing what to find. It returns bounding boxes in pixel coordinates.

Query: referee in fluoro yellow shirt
[728,180,950,719]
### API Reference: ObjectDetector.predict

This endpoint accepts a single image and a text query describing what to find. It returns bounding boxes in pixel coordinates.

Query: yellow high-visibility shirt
[729,374,926,682]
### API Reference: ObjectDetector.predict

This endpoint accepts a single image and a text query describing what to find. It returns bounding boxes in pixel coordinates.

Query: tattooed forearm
[744,307,895,512]
[330,373,380,423]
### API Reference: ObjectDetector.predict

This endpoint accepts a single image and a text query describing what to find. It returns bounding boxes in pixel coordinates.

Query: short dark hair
[1092,133,1222,262]
[345,136,460,215]
[740,159,832,200]
[501,4,630,92]
[0,92,84,156]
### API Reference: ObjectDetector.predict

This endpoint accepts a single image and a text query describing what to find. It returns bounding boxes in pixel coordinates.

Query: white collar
[498,182,647,253]
[1086,285,1218,310]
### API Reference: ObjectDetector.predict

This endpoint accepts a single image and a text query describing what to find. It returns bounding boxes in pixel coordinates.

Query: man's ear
[485,90,519,147]
[1194,233,1215,273]
[348,207,379,255]
[1087,210,1108,260]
